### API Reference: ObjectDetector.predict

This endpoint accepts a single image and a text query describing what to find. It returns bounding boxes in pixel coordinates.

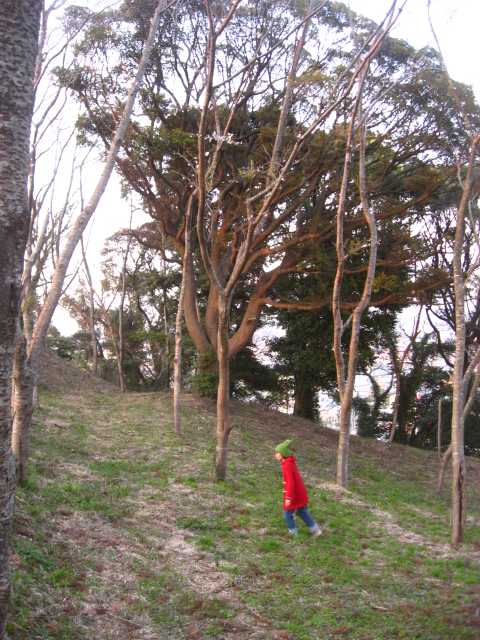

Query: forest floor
[6,350,480,639]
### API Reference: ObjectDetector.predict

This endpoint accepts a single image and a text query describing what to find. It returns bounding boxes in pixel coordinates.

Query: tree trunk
[173,304,183,435]
[337,401,353,487]
[388,372,401,443]
[451,292,466,546]
[98,299,124,392]
[173,193,195,435]
[293,382,316,420]
[215,297,233,480]
[10,0,167,479]
[81,237,97,376]
[334,73,377,488]
[450,133,480,545]
[396,402,409,444]
[163,283,170,388]
[118,228,131,392]
[0,0,42,635]
[173,273,186,436]
[12,327,35,482]
[89,295,98,376]
[437,398,442,463]
[388,307,423,444]
[437,444,452,496]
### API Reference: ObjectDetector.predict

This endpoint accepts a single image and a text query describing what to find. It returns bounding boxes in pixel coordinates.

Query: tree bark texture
[0,0,42,635]
[11,0,167,480]
[12,329,34,483]
[215,297,233,480]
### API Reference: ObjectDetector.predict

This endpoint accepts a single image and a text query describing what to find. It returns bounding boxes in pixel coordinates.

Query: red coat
[281,456,308,509]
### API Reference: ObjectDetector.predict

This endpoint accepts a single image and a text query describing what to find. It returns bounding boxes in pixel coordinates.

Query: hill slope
[8,355,480,639]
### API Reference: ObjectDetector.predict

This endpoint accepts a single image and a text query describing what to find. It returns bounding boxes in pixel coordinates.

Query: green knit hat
[275,439,292,458]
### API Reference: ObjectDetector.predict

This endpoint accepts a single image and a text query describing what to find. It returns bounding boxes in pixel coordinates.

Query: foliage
[191,347,218,399]
[55,0,480,379]
[229,343,281,403]
[46,327,80,361]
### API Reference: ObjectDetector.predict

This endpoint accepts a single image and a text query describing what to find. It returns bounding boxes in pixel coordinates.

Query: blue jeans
[283,505,319,534]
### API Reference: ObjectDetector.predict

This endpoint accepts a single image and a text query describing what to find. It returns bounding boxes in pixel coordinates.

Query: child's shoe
[311,528,323,539]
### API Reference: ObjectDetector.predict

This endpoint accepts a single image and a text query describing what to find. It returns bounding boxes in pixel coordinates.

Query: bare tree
[80,237,98,375]
[12,0,171,481]
[0,1,42,634]
[426,3,480,544]
[117,210,134,392]
[95,285,124,391]
[333,3,403,487]
[449,135,480,545]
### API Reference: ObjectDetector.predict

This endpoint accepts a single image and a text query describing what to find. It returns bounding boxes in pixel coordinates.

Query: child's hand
[285,499,291,508]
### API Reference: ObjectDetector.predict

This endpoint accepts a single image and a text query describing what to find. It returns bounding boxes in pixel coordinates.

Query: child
[275,439,322,538]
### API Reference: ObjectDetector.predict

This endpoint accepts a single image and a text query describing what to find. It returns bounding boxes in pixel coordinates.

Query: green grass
[7,370,480,639]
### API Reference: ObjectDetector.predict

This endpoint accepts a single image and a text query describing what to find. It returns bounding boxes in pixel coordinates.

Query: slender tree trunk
[437,443,452,496]
[388,371,401,443]
[163,283,171,387]
[98,299,124,392]
[173,194,195,436]
[437,398,442,463]
[118,306,124,390]
[12,326,35,482]
[450,133,480,545]
[388,306,423,443]
[161,234,171,388]
[173,272,187,436]
[117,246,130,392]
[215,296,233,480]
[0,1,42,635]
[118,215,132,391]
[81,238,97,375]
[11,0,167,478]
[89,292,97,376]
[451,267,467,546]
[334,72,376,488]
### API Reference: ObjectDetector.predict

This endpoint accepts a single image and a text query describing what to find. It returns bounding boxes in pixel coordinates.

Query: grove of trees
[1,0,480,630]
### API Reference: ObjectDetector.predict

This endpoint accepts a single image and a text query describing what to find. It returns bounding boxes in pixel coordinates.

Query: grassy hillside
[7,352,480,639]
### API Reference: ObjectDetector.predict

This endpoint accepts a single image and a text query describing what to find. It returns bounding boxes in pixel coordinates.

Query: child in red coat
[275,439,322,538]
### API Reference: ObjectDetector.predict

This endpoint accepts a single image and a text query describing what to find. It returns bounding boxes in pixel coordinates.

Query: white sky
[348,0,479,98]
[52,0,480,336]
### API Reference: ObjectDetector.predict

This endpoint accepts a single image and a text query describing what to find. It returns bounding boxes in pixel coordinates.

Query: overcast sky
[348,0,479,98]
